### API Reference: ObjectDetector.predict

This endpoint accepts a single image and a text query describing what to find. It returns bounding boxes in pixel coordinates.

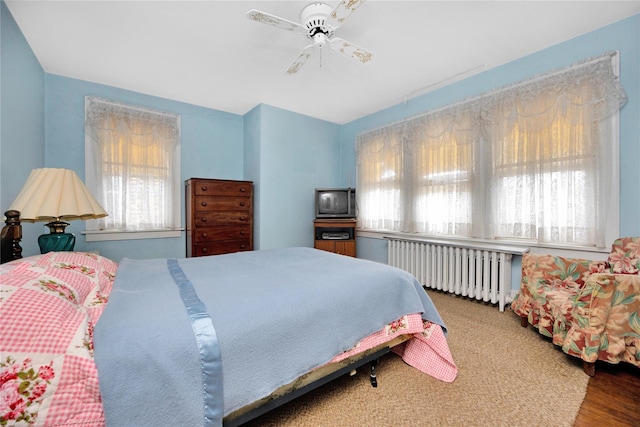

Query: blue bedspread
[94,247,445,427]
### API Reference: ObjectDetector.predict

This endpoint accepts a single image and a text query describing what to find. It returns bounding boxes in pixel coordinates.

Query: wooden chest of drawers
[186,178,253,257]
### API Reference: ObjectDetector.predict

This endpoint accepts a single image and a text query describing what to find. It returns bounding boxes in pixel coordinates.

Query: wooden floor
[573,361,640,427]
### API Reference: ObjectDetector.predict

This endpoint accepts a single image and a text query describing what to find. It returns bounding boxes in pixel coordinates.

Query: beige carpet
[246,290,589,427]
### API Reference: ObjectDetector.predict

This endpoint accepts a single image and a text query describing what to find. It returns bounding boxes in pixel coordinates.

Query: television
[315,188,356,219]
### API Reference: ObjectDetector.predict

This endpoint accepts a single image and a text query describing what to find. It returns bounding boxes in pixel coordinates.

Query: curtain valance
[357,51,626,148]
[85,97,180,146]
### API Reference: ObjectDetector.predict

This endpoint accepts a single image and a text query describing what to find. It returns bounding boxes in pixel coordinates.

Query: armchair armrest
[564,272,640,364]
[513,254,611,334]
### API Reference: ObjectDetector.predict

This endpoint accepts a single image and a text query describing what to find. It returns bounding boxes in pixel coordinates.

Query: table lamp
[9,168,108,253]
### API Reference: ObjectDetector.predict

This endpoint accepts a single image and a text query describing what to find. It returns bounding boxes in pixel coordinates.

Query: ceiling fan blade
[286,44,317,75]
[329,37,373,64]
[247,9,306,35]
[326,0,366,28]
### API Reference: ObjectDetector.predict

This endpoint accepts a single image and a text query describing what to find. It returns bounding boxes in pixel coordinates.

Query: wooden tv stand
[313,219,356,257]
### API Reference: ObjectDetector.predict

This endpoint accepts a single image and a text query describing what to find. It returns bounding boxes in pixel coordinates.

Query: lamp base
[38,232,76,254]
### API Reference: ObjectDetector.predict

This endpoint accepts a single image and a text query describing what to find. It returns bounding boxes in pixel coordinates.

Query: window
[84,97,181,241]
[412,110,477,236]
[356,128,404,231]
[357,107,482,237]
[356,52,625,248]
[492,115,605,245]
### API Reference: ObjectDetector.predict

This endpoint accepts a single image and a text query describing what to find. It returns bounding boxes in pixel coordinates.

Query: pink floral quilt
[1,252,117,426]
[1,252,457,426]
[329,313,457,382]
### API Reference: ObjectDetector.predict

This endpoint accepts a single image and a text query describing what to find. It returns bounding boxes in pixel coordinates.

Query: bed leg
[370,359,378,387]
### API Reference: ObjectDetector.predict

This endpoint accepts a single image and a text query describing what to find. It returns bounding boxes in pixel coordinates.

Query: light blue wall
[43,74,244,261]
[2,0,638,274]
[343,14,640,272]
[246,104,341,249]
[1,1,45,257]
[243,104,262,249]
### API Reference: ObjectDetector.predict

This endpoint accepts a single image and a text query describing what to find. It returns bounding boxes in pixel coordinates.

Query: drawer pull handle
[240,188,246,192]
[239,202,246,207]
[201,217,207,222]
[239,216,245,221]
[202,232,208,238]
[201,186,207,192]
[201,201,208,206]
[240,231,245,235]
[240,245,246,249]
[202,248,208,253]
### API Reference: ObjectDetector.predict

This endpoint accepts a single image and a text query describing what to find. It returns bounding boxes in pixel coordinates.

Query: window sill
[356,229,610,260]
[82,228,183,242]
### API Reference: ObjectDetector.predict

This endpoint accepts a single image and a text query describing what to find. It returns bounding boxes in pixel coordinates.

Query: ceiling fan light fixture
[247,0,372,74]
[313,32,328,47]
[301,2,335,37]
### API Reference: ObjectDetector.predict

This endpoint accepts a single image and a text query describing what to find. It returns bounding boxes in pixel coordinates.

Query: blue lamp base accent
[38,232,76,254]
[38,220,76,253]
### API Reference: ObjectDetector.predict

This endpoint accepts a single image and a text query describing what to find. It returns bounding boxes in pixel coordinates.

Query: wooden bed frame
[1,210,22,264]
[0,209,411,426]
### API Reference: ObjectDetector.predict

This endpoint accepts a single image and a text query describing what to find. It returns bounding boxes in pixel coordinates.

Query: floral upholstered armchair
[511,237,640,376]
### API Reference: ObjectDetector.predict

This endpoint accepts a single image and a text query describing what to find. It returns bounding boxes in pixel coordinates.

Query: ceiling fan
[247,1,373,75]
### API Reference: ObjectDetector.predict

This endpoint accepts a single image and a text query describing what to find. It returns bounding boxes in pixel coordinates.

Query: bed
[0,211,457,427]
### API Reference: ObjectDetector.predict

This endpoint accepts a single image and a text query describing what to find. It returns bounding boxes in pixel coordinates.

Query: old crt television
[315,188,356,219]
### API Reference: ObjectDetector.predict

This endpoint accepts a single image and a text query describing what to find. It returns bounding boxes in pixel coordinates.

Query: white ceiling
[6,1,640,124]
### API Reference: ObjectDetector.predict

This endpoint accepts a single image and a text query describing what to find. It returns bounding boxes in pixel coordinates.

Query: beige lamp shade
[9,168,108,222]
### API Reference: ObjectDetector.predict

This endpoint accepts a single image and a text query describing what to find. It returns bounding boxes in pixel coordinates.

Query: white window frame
[83,98,182,242]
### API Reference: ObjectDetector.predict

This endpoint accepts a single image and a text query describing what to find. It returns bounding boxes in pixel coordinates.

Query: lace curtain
[85,97,180,231]
[356,52,626,247]
[356,125,405,231]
